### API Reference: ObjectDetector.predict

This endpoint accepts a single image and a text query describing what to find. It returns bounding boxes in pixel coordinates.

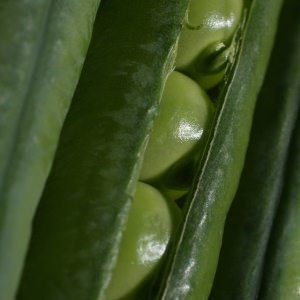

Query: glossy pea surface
[105,182,180,300]
[139,71,213,181]
[176,0,243,89]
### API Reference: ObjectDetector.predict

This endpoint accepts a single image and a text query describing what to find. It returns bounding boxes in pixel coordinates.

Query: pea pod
[157,0,284,298]
[210,0,300,297]
[259,115,300,300]
[258,3,300,298]
[0,1,100,299]
[17,1,189,299]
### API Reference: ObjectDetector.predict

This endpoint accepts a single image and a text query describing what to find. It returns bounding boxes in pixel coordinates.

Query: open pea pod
[18,0,286,299]
[17,0,286,300]
[209,0,300,298]
[0,1,100,299]
[259,112,300,299]
[17,1,189,299]
[156,0,285,299]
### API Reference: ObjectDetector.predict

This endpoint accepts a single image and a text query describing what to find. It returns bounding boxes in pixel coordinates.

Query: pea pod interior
[16,0,286,299]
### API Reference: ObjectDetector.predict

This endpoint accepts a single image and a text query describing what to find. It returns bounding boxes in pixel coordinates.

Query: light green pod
[0,1,100,299]
[105,182,180,300]
[176,0,243,89]
[139,71,213,181]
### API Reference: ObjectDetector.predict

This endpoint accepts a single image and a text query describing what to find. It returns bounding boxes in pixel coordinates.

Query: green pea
[105,182,180,300]
[139,71,214,181]
[176,0,243,89]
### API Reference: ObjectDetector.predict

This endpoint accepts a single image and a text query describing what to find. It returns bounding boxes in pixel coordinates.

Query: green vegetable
[15,0,287,299]
[176,0,243,89]
[105,182,180,300]
[259,115,300,300]
[210,0,300,297]
[157,0,284,298]
[140,71,213,182]
[17,1,189,299]
[0,1,100,299]
[258,3,300,299]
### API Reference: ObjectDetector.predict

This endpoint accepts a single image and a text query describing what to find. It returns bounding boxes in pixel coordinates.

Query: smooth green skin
[259,117,300,300]
[157,0,284,298]
[140,71,213,181]
[210,0,300,298]
[176,0,243,89]
[0,1,100,300]
[197,71,226,91]
[105,182,180,300]
[17,1,189,299]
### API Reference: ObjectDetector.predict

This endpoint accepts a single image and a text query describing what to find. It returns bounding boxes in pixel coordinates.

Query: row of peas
[106,0,243,299]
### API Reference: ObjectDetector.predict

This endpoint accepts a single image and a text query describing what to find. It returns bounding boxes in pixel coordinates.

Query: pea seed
[139,71,214,181]
[105,182,180,300]
[176,0,243,89]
